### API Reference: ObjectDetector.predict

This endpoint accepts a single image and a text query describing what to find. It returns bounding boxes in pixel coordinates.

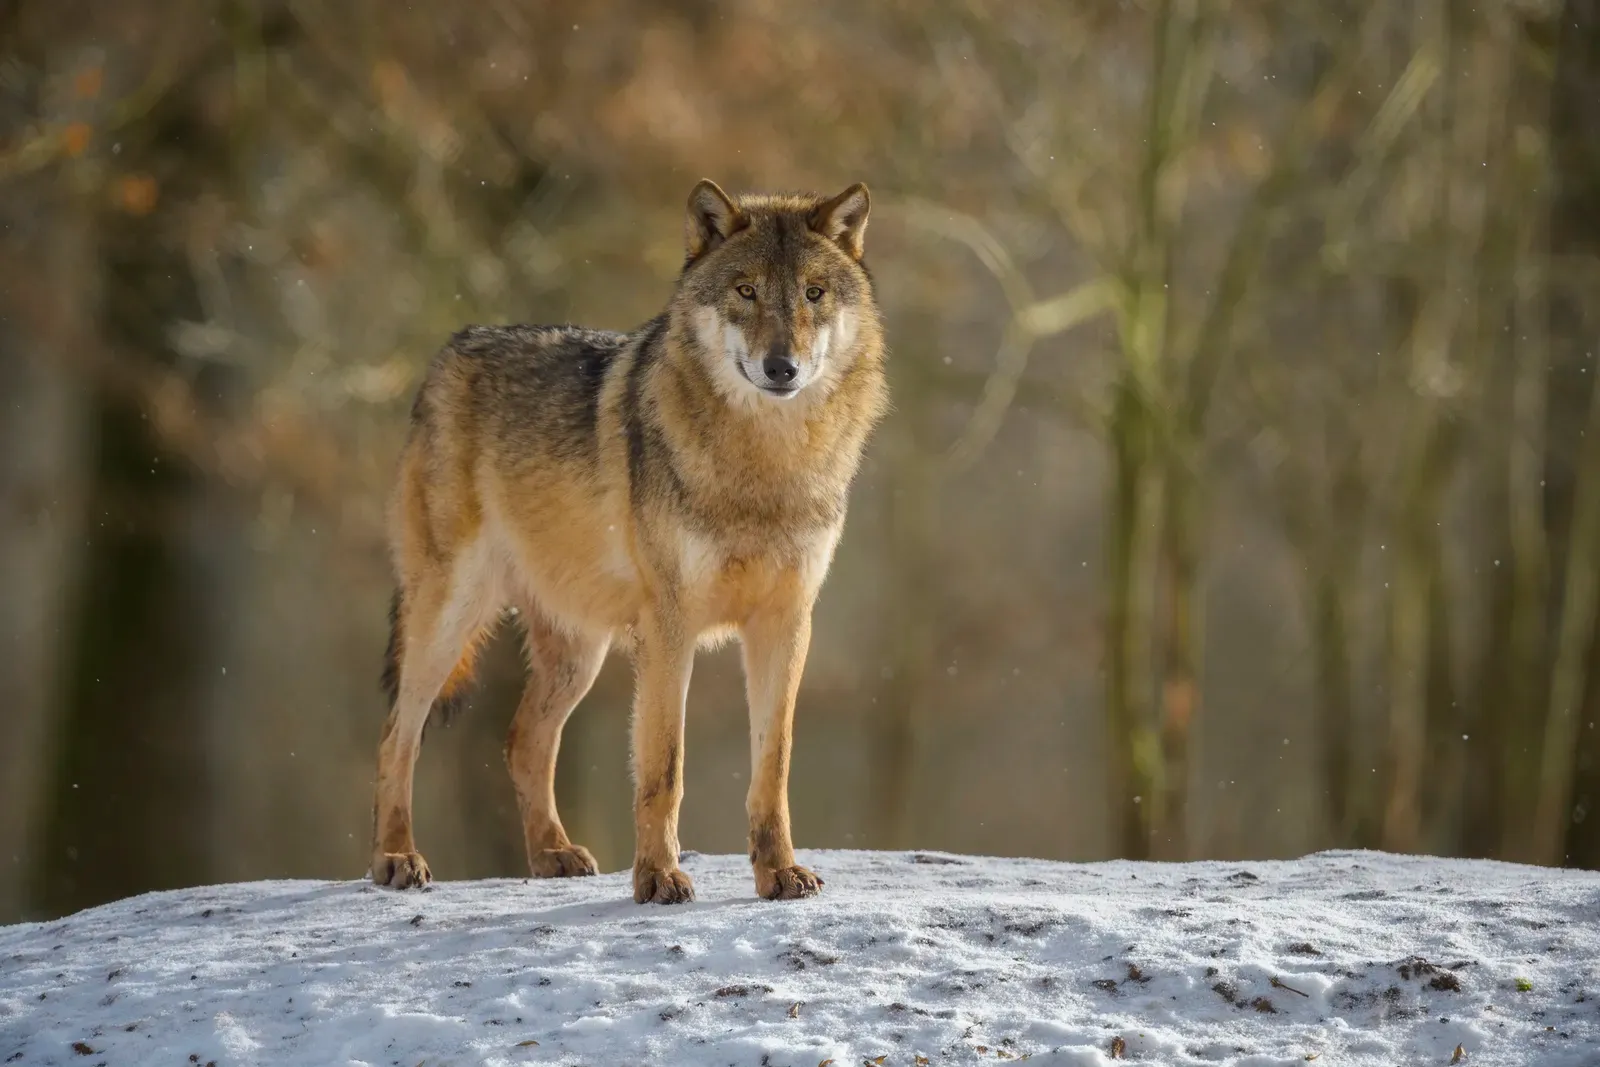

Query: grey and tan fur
[370,179,889,903]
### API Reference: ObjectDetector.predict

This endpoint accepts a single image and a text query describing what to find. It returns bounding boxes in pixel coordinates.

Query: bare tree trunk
[1104,380,1161,860]
[1381,430,1436,854]
[868,405,938,851]
[1423,545,1463,851]
[1311,566,1355,843]
[1269,461,1355,847]
[1533,364,1600,861]
[1102,0,1208,860]
[1530,0,1600,867]
[1457,26,1523,857]
[1500,118,1555,863]
[0,222,94,924]
[1381,0,1501,854]
[1568,629,1600,869]
[31,122,236,915]
[1153,469,1198,860]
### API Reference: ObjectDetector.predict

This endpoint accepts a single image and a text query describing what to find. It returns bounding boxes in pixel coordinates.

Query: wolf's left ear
[686,179,745,262]
[809,182,871,260]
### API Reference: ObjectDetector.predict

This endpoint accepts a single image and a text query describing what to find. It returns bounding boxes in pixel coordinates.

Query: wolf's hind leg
[506,606,609,877]
[371,560,500,888]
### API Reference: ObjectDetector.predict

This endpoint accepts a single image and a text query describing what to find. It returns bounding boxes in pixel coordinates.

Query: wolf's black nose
[763,354,799,384]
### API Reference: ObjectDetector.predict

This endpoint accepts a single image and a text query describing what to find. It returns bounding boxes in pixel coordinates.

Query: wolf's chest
[670,523,841,629]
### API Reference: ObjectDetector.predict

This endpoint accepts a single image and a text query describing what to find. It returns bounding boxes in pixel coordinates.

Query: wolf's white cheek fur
[692,305,753,367]
[810,324,832,367]
[722,323,752,363]
[693,306,765,409]
[691,306,724,358]
[806,310,859,392]
[834,308,860,352]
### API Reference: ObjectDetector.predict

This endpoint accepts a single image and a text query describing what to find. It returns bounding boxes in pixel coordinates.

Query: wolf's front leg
[741,601,823,900]
[630,612,697,904]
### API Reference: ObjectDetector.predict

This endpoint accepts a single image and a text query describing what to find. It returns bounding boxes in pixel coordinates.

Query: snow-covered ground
[1,849,1597,1066]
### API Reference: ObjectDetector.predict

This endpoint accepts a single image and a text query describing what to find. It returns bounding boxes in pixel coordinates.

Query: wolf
[369,179,889,904]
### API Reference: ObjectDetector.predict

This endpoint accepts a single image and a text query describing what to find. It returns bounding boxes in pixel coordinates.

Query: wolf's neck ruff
[370,179,887,906]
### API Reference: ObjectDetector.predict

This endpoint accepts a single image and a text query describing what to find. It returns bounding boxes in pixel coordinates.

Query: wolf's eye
[805,286,825,302]
[735,284,757,300]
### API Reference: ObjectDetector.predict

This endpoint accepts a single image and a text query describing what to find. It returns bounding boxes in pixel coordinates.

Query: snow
[1,849,1597,1067]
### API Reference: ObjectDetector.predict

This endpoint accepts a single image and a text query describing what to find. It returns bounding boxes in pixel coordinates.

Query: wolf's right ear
[685,179,745,263]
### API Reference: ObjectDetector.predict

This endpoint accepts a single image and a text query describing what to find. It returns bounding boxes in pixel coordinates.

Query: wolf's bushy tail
[380,587,482,730]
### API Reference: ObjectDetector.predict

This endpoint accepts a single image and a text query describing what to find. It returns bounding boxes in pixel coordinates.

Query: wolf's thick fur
[370,180,888,903]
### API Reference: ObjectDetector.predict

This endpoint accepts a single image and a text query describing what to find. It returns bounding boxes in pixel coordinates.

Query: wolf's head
[673,179,879,406]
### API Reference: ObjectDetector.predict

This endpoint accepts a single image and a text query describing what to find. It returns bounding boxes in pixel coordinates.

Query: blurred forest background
[4,0,1600,926]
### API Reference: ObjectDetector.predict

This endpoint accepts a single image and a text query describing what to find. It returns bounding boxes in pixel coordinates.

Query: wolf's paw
[756,864,824,900]
[529,845,598,878]
[372,851,432,889]
[633,865,696,905]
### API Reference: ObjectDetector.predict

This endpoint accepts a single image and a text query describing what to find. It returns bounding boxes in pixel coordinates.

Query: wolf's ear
[809,182,871,260]
[685,179,745,262]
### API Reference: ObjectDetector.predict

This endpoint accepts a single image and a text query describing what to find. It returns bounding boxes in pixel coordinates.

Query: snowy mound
[2,850,1597,1066]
